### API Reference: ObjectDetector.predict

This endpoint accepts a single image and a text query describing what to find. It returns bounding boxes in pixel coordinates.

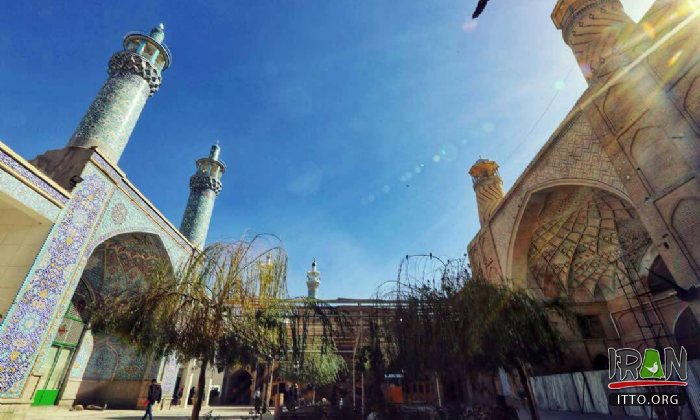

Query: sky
[0,0,654,298]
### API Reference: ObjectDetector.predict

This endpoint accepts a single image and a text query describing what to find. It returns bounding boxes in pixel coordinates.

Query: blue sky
[0,0,653,298]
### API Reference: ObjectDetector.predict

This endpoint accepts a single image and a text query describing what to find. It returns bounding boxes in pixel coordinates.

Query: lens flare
[439,144,459,162]
[642,22,656,39]
[668,50,683,67]
[554,80,566,90]
[432,155,441,163]
[579,62,593,79]
[462,19,478,33]
[679,0,700,14]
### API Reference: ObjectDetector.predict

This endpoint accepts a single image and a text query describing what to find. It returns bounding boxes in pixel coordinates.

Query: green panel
[31,390,44,406]
[42,389,59,405]
[32,389,58,406]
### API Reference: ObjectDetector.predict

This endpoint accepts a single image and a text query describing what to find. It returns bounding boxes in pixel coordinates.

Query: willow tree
[378,255,472,405]
[279,341,347,402]
[90,235,340,420]
[457,279,572,420]
[381,255,572,420]
[277,296,349,403]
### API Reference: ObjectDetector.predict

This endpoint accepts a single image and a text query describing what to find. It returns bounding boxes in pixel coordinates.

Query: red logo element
[608,380,688,390]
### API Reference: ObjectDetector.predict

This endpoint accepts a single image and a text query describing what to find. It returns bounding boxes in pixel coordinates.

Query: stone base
[0,399,30,420]
[61,379,149,410]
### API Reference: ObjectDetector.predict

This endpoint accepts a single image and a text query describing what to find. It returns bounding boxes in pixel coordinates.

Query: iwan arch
[0,24,226,416]
[467,0,700,396]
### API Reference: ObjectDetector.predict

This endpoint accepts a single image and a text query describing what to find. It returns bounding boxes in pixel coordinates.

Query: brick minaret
[552,0,635,82]
[469,159,504,227]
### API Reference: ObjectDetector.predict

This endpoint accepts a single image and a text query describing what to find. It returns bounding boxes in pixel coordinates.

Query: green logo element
[639,349,665,379]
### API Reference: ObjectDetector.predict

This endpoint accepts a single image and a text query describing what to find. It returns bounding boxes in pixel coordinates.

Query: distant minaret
[67,23,172,163]
[469,158,504,227]
[306,259,321,299]
[180,144,226,248]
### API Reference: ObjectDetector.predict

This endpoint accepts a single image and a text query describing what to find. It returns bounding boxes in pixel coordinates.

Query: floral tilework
[160,355,179,396]
[69,331,94,379]
[91,154,192,256]
[81,334,150,381]
[87,190,187,266]
[0,173,109,398]
[0,167,61,221]
[148,356,162,382]
[83,335,119,380]
[0,147,69,206]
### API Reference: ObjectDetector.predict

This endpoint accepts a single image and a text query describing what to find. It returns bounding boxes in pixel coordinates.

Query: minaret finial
[210,142,221,161]
[150,22,166,43]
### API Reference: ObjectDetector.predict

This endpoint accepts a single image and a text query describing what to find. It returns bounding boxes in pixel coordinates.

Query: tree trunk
[516,363,539,420]
[361,371,365,418]
[190,360,208,420]
[265,360,274,412]
[434,371,442,407]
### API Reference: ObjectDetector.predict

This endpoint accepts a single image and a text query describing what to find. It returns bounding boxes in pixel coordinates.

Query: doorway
[32,281,90,406]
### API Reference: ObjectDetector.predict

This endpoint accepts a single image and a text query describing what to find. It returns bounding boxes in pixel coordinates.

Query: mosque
[1,0,700,418]
[466,0,700,415]
[0,23,226,416]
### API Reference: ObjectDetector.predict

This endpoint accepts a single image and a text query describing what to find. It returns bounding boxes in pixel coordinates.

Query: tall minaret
[469,158,504,227]
[551,0,634,82]
[67,23,172,163]
[180,144,226,248]
[306,259,320,299]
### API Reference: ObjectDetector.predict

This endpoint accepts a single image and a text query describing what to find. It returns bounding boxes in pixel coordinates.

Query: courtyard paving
[22,405,636,419]
[24,405,263,419]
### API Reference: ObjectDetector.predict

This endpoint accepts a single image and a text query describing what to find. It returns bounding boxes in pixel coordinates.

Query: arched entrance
[510,185,651,302]
[507,184,672,368]
[225,369,253,405]
[53,232,173,408]
[674,308,700,359]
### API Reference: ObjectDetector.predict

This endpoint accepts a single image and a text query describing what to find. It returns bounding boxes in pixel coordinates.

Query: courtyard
[1,0,699,419]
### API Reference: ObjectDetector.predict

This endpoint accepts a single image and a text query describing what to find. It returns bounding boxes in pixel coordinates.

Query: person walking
[188,386,196,405]
[254,387,262,414]
[172,387,183,406]
[142,379,162,420]
[291,383,299,408]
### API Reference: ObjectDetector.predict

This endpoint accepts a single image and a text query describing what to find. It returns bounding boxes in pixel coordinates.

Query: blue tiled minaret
[68,23,172,163]
[180,144,226,249]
